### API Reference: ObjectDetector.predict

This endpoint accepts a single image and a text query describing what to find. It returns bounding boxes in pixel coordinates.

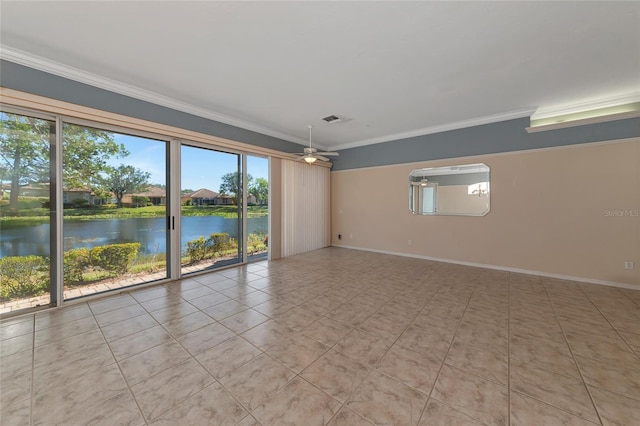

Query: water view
[0,216,268,257]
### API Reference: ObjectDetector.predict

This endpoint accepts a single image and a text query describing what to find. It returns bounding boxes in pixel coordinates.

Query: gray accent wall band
[3,60,638,171]
[331,116,640,171]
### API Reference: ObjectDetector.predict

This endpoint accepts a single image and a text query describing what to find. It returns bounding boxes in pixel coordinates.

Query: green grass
[130,260,167,274]
[182,205,267,218]
[0,205,268,229]
[0,216,51,229]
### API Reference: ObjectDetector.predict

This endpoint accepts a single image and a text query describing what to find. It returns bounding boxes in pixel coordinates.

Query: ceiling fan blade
[316,155,331,162]
[316,151,339,156]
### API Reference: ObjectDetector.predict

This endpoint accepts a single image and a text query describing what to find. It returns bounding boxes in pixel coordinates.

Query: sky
[111,133,269,192]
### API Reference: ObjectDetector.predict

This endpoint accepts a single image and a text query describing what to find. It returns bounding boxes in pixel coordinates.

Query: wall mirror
[409,163,490,216]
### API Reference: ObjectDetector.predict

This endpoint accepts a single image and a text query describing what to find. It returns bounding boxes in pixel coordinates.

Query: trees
[62,123,128,190]
[249,177,268,206]
[1,113,52,212]
[218,172,267,205]
[131,195,150,208]
[219,171,253,205]
[101,164,151,208]
[0,113,127,212]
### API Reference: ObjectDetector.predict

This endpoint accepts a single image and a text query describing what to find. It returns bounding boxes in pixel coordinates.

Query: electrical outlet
[349,234,353,239]
[624,261,634,270]
[408,239,413,245]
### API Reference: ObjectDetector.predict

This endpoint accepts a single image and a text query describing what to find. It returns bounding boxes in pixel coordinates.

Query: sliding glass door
[62,123,169,301]
[0,110,56,314]
[1,104,268,316]
[180,145,243,275]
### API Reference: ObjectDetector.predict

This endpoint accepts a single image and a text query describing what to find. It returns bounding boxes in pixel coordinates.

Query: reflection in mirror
[409,163,490,216]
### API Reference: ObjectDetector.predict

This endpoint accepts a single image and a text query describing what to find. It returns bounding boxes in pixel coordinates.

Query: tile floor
[1,247,639,425]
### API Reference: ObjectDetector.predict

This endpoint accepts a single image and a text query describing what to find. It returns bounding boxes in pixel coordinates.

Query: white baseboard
[331,244,640,291]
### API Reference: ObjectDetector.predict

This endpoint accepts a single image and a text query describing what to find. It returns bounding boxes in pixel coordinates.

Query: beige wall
[331,138,640,287]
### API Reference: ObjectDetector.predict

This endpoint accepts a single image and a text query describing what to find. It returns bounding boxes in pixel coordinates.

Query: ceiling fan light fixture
[295,125,338,163]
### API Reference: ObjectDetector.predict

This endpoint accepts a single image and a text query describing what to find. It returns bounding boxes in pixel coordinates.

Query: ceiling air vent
[322,114,343,123]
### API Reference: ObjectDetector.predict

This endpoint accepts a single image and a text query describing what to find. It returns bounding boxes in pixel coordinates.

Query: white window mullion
[54,116,64,306]
[242,154,248,264]
[169,139,182,280]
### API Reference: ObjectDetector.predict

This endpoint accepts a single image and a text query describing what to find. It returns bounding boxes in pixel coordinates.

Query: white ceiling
[1,1,639,151]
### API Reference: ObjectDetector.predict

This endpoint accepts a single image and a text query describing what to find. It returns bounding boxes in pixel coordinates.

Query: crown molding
[531,92,640,120]
[5,45,636,153]
[329,108,536,151]
[0,45,309,146]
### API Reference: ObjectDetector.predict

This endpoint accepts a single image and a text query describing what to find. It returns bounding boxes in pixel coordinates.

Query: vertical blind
[281,159,331,257]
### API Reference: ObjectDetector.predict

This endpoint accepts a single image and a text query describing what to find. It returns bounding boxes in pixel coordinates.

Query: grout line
[186,340,260,423]
[92,298,149,424]
[121,276,267,423]
[306,283,435,425]
[507,272,512,426]
[290,272,441,424]
[172,275,324,423]
[29,314,35,426]
[617,288,640,308]
[541,282,605,426]
[578,286,640,360]
[417,279,479,424]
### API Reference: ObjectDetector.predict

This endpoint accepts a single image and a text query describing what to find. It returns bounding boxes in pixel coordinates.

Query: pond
[0,216,268,257]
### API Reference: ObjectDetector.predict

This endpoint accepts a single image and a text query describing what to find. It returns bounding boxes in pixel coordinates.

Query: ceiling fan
[296,125,339,163]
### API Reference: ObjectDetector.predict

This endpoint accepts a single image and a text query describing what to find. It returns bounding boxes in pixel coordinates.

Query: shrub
[63,248,91,283]
[185,233,231,263]
[131,196,150,208]
[8,197,49,210]
[0,256,49,300]
[71,199,90,208]
[247,232,267,254]
[62,243,141,283]
[90,243,141,275]
[186,237,207,262]
[226,237,238,253]
[208,233,230,256]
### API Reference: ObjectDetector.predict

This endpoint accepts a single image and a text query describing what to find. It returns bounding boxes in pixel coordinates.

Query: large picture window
[0,107,269,316]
